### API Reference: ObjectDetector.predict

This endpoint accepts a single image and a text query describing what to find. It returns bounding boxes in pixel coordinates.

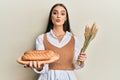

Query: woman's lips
[56,19,61,22]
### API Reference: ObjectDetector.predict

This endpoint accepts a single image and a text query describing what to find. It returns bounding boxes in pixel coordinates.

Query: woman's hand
[77,52,87,66]
[24,61,44,71]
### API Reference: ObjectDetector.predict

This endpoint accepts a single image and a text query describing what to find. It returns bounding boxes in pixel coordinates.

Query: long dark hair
[45,3,71,33]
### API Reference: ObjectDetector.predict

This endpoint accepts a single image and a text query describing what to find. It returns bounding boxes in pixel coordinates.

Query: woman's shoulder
[37,34,44,38]
[66,31,76,38]
[36,32,50,40]
[36,33,46,41]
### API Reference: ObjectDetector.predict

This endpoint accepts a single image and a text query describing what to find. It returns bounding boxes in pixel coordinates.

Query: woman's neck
[52,25,65,36]
[52,25,66,42]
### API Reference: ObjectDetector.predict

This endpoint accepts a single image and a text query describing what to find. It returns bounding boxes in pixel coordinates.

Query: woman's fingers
[35,61,44,71]
[33,61,37,68]
[29,61,33,68]
[30,61,39,68]
[24,61,44,71]
[80,51,86,55]
[78,53,87,62]
[24,64,29,68]
[37,61,42,68]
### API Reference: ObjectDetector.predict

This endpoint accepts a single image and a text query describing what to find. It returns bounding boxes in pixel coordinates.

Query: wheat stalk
[78,23,98,65]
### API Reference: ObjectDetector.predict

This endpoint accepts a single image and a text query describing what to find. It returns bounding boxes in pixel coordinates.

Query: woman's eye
[61,13,65,15]
[53,12,57,15]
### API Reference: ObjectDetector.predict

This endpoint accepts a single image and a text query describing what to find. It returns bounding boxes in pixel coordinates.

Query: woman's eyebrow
[61,10,66,12]
[53,10,58,12]
[53,9,66,12]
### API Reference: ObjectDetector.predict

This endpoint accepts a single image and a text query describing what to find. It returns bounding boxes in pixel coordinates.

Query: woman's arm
[34,34,49,73]
[73,36,87,69]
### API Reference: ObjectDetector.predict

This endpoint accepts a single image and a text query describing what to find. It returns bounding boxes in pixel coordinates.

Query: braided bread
[22,50,56,61]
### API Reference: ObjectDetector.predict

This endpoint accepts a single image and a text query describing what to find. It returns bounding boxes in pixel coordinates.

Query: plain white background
[0,0,120,80]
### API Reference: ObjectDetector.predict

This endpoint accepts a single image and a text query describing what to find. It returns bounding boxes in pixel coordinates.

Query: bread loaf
[22,50,56,61]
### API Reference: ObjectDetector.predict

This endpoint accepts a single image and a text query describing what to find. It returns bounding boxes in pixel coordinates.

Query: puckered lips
[56,19,61,22]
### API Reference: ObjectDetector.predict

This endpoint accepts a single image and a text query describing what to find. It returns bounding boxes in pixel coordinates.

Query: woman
[26,3,87,80]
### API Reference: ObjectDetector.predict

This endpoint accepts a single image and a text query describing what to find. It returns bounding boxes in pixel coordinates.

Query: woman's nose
[57,14,60,18]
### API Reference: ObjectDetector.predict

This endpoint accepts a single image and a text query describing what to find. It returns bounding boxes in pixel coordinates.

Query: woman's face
[51,6,67,26]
